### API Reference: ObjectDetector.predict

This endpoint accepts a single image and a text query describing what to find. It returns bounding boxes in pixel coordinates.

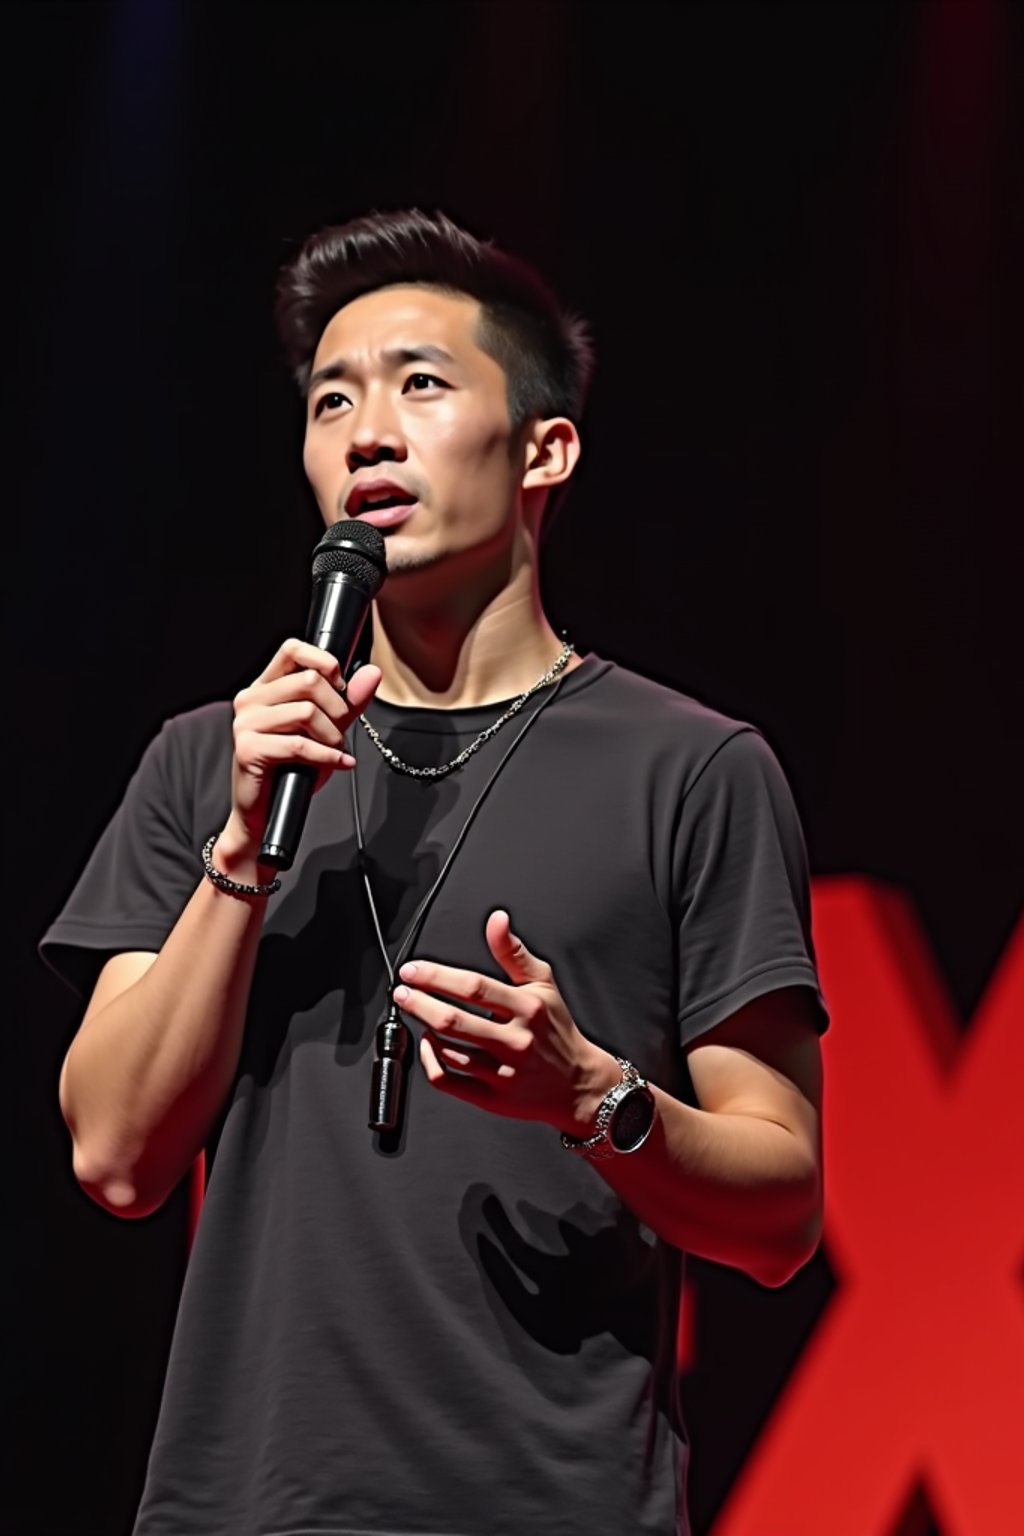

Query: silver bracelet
[201,835,281,899]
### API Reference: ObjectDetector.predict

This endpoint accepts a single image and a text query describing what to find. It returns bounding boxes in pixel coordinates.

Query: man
[44,209,828,1536]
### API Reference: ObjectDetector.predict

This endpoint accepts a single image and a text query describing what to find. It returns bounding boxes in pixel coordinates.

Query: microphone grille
[311,519,387,593]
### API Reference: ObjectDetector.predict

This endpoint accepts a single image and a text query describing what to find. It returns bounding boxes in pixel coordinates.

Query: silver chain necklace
[357,639,575,778]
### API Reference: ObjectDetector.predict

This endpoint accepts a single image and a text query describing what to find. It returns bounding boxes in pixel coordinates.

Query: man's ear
[521,417,581,494]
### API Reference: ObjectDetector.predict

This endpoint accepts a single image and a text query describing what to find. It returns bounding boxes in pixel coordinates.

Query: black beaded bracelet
[201,835,281,899]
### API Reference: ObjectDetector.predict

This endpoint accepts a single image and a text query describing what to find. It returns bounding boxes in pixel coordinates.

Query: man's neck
[370,566,576,710]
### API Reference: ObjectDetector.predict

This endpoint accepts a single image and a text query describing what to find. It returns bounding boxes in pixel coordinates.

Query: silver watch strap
[560,1057,643,1159]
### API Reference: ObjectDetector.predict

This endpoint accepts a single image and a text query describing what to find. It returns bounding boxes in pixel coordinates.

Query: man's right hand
[61,642,381,1217]
[217,639,381,874]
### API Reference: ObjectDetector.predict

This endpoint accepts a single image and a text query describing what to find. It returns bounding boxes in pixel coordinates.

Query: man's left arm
[589,984,823,1288]
[395,910,823,1289]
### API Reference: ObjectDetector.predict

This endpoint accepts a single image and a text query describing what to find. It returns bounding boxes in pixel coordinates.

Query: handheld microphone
[259,519,387,870]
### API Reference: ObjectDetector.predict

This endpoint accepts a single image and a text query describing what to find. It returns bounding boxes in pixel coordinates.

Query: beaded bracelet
[201,835,281,899]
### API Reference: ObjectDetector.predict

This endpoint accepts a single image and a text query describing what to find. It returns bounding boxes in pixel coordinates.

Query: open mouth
[345,480,420,521]
[357,493,415,513]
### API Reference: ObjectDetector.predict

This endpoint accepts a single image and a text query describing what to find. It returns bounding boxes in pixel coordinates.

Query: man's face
[303,285,526,582]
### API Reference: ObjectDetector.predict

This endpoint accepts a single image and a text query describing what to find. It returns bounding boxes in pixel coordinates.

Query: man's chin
[374,536,441,578]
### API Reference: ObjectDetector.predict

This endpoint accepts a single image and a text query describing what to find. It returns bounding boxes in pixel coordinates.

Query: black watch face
[610,1086,655,1151]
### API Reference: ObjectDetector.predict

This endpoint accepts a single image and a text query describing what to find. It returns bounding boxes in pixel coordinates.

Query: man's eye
[404,373,448,392]
[313,391,349,419]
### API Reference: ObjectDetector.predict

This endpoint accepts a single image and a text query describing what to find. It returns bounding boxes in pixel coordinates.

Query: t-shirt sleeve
[672,726,829,1046]
[39,717,206,998]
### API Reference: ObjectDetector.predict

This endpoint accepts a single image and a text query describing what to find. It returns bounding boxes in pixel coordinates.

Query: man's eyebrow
[305,344,457,397]
[305,360,348,396]
[384,344,457,368]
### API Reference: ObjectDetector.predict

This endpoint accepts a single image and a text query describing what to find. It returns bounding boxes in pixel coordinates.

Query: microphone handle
[258,575,373,870]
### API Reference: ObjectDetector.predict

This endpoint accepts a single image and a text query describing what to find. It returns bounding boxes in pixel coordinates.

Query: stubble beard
[373,534,443,576]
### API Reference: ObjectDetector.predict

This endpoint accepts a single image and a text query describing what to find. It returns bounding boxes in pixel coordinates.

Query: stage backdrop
[8,3,1022,1534]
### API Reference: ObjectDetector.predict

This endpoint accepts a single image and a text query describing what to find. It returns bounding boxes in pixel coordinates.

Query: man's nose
[346,387,407,470]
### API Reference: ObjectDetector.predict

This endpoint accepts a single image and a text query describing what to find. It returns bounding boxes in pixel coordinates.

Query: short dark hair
[275,209,593,432]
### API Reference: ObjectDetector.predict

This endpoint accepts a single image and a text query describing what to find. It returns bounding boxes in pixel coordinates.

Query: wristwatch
[560,1058,656,1160]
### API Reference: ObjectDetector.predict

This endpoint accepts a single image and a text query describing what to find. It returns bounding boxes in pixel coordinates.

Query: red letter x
[712,877,1024,1536]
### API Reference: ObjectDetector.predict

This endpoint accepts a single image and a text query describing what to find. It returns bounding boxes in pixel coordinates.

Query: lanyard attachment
[369,997,412,1132]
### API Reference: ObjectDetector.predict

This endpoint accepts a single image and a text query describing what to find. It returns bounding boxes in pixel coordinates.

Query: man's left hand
[394,910,619,1134]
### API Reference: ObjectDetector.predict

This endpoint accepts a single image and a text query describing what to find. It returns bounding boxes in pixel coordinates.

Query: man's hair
[275,209,594,433]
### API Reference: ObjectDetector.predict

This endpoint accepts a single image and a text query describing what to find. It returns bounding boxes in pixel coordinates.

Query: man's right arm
[58,642,380,1218]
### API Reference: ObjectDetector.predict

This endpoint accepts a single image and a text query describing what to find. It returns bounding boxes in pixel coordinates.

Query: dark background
[6,2,1021,1533]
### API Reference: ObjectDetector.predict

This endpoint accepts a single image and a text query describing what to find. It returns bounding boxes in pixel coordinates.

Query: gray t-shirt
[42,654,828,1536]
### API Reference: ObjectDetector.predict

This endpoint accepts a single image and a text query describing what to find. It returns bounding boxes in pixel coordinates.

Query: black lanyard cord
[349,670,571,1134]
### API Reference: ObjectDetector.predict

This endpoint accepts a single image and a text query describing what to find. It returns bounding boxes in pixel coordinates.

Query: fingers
[227,643,383,854]
[485,910,552,985]
[242,650,380,725]
[234,646,382,764]
[343,662,383,715]
[425,1035,515,1080]
[235,730,352,770]
[392,982,530,1059]
[396,960,519,1019]
[250,639,380,714]
[419,1035,506,1103]
[253,637,346,690]
[234,679,353,777]
[239,692,348,749]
